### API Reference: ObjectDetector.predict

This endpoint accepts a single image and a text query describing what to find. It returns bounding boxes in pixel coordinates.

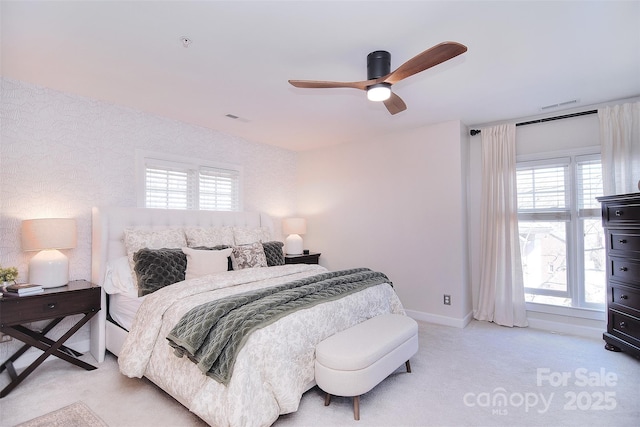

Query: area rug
[14,401,108,427]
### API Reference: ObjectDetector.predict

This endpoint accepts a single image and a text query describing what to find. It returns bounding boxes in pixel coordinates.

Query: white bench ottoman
[314,313,419,420]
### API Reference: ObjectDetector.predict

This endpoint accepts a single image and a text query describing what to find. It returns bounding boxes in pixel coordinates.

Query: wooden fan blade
[383,92,407,115]
[288,79,372,91]
[384,41,467,85]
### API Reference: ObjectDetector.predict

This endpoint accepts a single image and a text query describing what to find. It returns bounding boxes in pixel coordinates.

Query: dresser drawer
[603,202,640,226]
[611,283,640,315]
[0,287,101,326]
[609,309,640,348]
[608,230,640,255]
[609,256,640,286]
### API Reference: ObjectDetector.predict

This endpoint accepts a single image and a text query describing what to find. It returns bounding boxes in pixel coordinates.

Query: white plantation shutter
[199,167,240,211]
[142,154,241,211]
[576,154,603,216]
[517,158,570,220]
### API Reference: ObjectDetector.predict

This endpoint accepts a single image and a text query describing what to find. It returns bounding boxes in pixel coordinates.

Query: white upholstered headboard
[89,206,275,362]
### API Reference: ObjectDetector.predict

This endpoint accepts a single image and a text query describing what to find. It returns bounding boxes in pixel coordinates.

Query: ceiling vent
[539,99,579,111]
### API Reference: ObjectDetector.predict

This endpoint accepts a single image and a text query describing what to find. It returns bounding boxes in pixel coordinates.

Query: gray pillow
[262,241,285,266]
[133,248,187,296]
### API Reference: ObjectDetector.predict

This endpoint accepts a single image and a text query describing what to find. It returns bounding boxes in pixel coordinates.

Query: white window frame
[135,149,243,211]
[516,146,605,318]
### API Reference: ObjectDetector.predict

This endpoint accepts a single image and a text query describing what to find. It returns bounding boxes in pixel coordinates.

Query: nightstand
[0,280,101,398]
[285,252,321,265]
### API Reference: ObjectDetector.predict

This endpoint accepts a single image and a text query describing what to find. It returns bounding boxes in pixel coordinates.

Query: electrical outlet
[0,332,11,343]
[443,294,451,305]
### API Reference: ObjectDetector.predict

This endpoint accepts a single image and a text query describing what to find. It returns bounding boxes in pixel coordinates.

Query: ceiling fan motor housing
[367,50,391,80]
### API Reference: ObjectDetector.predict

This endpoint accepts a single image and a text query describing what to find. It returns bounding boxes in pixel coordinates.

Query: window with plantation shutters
[516,152,604,310]
[137,151,242,211]
[199,167,240,211]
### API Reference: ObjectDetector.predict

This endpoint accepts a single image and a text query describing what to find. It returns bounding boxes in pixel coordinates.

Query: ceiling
[2,1,639,152]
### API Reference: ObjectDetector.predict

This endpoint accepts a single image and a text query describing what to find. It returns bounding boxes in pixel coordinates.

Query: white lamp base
[285,234,304,255]
[29,249,69,288]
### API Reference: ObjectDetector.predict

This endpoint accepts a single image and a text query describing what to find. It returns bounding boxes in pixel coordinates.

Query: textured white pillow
[184,226,235,247]
[182,247,233,280]
[123,227,187,274]
[233,227,272,245]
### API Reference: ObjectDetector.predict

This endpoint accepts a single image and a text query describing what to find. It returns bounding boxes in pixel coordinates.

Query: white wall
[297,120,471,326]
[0,78,298,361]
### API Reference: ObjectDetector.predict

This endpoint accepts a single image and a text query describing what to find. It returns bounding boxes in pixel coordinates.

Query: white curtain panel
[474,124,528,327]
[599,102,640,195]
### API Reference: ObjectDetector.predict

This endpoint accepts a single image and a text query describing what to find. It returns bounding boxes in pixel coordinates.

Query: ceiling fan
[289,41,467,115]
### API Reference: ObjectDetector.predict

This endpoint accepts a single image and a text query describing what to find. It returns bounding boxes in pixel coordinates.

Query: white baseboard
[405,308,605,341]
[405,309,472,328]
[526,317,605,340]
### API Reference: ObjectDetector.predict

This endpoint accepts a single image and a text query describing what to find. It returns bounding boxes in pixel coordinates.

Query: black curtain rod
[469,109,598,136]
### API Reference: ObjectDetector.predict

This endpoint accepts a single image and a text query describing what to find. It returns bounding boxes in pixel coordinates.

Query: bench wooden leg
[353,395,360,420]
[324,393,331,406]
[405,360,412,373]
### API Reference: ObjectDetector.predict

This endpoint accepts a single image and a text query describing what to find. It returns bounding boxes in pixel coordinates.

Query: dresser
[597,193,640,359]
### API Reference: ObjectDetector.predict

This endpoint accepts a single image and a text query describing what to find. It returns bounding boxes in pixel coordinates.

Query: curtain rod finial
[470,129,481,136]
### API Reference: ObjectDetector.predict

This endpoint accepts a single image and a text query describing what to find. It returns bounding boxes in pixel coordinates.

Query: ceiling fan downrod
[367,50,391,79]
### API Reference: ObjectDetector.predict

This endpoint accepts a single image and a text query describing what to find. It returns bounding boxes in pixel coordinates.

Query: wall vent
[539,99,579,111]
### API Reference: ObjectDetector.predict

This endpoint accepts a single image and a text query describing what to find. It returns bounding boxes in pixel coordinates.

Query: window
[137,151,241,211]
[516,153,605,310]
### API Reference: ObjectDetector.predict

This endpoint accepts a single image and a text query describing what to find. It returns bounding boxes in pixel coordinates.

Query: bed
[89,206,405,427]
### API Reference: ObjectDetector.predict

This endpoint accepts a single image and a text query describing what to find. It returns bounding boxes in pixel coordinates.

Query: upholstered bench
[314,313,419,420]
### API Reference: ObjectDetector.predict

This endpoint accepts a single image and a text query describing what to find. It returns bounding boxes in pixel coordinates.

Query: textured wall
[0,77,297,281]
[0,78,297,361]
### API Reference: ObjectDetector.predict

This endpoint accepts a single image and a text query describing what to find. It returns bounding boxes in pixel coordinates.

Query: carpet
[14,401,108,427]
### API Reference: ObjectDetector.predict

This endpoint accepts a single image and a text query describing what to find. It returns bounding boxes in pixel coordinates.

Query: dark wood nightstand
[285,252,321,264]
[0,280,101,398]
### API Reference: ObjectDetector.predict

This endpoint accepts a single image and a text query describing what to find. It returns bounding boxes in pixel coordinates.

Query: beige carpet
[1,320,638,426]
[14,401,107,427]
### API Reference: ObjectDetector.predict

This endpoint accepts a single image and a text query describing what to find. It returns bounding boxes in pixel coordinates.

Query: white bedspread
[118,264,405,427]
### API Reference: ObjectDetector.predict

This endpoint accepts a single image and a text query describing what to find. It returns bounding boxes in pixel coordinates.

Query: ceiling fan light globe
[367,83,391,102]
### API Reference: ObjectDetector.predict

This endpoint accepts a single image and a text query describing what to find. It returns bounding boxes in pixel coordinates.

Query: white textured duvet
[118,264,405,427]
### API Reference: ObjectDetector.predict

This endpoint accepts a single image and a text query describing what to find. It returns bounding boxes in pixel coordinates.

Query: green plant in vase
[0,266,19,286]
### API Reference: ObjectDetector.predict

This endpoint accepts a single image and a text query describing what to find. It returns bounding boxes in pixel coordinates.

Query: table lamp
[283,218,306,255]
[22,218,77,288]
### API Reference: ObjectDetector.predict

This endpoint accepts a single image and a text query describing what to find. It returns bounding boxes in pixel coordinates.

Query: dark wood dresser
[597,192,640,359]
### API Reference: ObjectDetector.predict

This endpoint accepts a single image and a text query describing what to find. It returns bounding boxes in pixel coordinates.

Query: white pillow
[103,256,136,295]
[182,247,233,280]
[184,226,235,247]
[233,227,271,245]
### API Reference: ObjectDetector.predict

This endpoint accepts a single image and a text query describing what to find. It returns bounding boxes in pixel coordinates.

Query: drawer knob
[619,321,627,329]
[620,294,629,300]
[615,209,623,217]
[47,303,56,309]
[618,239,627,244]
[619,267,628,272]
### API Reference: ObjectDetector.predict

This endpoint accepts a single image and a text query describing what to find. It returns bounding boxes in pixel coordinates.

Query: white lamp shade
[282,218,306,235]
[22,218,76,288]
[22,218,77,251]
